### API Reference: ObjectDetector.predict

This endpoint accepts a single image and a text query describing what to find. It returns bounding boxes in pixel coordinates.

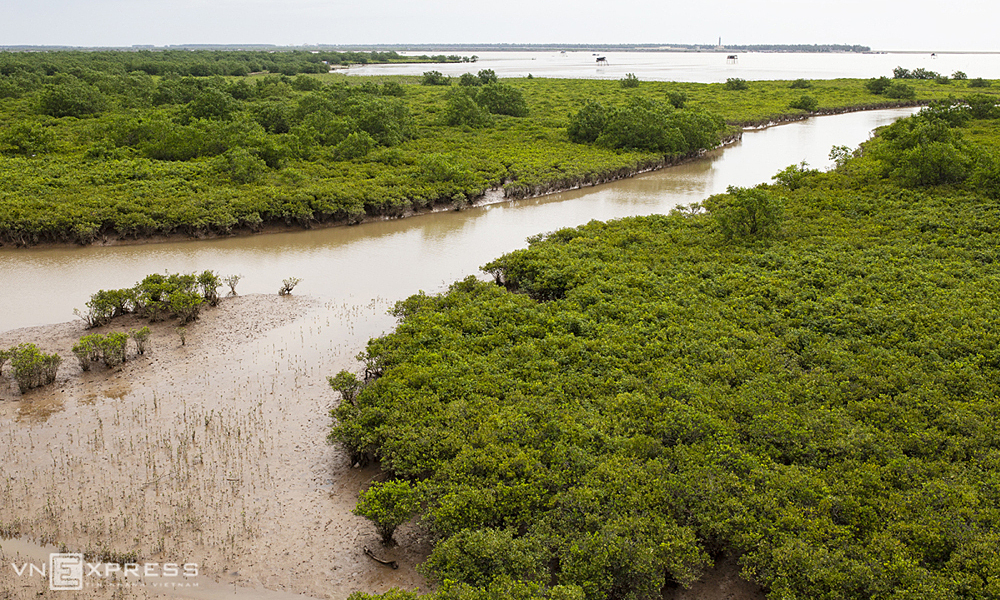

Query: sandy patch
[0,294,431,599]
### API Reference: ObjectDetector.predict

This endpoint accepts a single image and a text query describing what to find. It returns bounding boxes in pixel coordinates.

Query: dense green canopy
[334,106,1000,600]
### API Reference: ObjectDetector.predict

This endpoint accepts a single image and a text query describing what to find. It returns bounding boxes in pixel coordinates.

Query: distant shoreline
[4,44,997,55]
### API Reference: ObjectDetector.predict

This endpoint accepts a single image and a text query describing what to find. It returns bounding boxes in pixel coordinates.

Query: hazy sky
[1,0,996,52]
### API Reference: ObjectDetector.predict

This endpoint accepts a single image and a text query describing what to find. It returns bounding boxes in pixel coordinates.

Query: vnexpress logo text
[9,553,198,591]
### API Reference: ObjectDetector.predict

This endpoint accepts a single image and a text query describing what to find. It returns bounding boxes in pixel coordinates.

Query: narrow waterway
[0,107,918,334]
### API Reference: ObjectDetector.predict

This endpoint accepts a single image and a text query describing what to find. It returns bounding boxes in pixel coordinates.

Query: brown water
[0,107,918,335]
[0,108,917,600]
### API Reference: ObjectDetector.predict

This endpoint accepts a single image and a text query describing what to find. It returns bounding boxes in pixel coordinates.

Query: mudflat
[0,294,430,599]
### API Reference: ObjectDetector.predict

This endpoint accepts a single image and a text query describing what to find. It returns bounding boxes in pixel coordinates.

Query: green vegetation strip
[1,50,994,245]
[332,106,1000,599]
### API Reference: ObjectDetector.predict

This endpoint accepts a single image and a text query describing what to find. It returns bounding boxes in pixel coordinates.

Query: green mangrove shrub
[130,326,151,355]
[475,83,528,117]
[76,272,208,328]
[73,329,147,370]
[789,95,819,111]
[197,270,222,306]
[620,73,640,88]
[566,101,608,144]
[724,77,749,91]
[353,480,420,545]
[421,71,451,86]
[707,184,784,240]
[444,89,492,129]
[7,344,61,393]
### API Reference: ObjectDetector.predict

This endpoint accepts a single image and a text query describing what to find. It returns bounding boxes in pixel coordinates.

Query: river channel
[0,107,918,334]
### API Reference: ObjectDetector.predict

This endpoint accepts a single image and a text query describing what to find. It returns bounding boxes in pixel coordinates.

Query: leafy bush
[72,335,101,371]
[334,131,377,160]
[197,270,222,306]
[870,116,975,186]
[477,69,498,85]
[444,90,491,129]
[328,370,363,405]
[130,327,151,355]
[475,83,528,117]
[186,88,239,121]
[865,76,893,95]
[884,81,916,99]
[423,528,547,588]
[353,480,420,545]
[380,81,405,97]
[567,101,608,144]
[772,161,818,190]
[169,290,203,323]
[620,73,640,88]
[421,71,451,86]
[1,121,55,156]
[596,97,681,152]
[7,344,61,393]
[458,73,481,87]
[969,77,992,88]
[965,94,998,119]
[789,95,818,111]
[347,95,412,146]
[707,184,784,240]
[666,91,688,109]
[97,332,129,368]
[724,77,749,91]
[789,78,812,89]
[76,272,209,327]
[221,147,267,183]
[38,76,107,118]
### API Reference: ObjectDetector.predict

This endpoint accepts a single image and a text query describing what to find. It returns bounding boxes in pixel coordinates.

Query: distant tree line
[0,49,463,79]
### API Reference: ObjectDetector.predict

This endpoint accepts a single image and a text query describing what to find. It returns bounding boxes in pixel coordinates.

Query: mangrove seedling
[278,277,301,296]
[223,274,243,296]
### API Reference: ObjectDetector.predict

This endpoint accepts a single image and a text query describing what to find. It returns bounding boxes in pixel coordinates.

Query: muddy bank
[0,294,432,600]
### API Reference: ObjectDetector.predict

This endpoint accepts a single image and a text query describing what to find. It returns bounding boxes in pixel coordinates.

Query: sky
[0,0,997,52]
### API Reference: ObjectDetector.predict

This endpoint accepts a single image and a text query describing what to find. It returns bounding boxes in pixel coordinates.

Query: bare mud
[0,294,431,599]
